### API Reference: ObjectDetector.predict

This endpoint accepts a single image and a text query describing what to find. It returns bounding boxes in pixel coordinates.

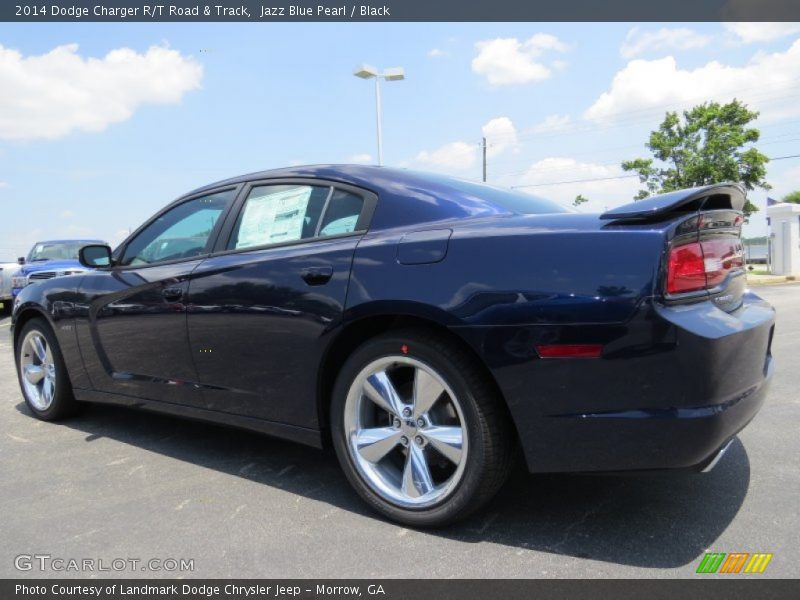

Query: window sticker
[236,186,312,248]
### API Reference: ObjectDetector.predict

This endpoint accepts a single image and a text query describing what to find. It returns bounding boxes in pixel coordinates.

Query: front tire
[331,328,513,527]
[15,318,80,421]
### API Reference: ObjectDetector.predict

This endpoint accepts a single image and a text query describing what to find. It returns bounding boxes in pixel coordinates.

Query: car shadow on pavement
[18,401,750,569]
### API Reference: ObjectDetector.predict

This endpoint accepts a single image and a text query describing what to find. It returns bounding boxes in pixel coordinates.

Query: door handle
[161,287,184,300]
[300,266,333,286]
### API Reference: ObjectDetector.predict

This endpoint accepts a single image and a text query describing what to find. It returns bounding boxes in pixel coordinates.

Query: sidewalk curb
[746,276,798,286]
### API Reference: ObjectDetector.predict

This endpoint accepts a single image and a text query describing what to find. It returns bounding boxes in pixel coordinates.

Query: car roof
[183,164,561,230]
[33,239,105,244]
[185,164,461,194]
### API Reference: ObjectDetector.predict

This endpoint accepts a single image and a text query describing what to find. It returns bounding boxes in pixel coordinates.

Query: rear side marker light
[536,344,603,359]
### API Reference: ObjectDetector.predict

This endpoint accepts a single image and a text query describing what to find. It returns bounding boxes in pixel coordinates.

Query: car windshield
[27,242,94,262]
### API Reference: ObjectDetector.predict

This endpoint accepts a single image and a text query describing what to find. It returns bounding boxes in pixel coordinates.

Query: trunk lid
[600,184,747,312]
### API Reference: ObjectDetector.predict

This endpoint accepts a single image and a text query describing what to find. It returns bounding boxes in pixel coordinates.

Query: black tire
[15,317,80,421]
[330,328,513,527]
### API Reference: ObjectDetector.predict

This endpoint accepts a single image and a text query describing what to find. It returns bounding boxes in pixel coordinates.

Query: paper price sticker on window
[236,186,312,248]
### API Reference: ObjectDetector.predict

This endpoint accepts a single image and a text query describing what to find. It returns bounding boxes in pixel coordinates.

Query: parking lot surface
[1,285,798,578]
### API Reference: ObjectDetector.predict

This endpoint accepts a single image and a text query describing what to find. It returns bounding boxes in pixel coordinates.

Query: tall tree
[573,194,589,207]
[783,191,800,204]
[621,99,769,217]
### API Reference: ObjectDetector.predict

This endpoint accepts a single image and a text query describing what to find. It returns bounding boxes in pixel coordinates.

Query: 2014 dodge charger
[11,165,774,526]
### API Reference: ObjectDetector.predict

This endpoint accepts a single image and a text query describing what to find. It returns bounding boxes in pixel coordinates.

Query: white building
[766,202,800,276]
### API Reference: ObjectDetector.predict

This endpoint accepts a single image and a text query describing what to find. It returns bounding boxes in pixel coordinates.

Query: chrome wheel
[19,330,56,411]
[344,356,468,509]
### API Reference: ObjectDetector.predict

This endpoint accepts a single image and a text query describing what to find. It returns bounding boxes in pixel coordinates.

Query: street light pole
[354,64,405,166]
[374,75,383,166]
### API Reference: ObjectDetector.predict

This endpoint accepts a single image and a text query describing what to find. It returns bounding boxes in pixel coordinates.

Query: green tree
[783,190,800,204]
[621,99,769,217]
[573,194,589,207]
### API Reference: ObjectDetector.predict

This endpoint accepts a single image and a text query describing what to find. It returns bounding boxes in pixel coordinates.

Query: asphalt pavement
[1,285,798,578]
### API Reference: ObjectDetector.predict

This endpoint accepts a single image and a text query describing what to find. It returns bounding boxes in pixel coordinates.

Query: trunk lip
[600,183,746,221]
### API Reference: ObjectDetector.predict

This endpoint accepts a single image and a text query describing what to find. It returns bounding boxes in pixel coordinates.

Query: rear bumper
[454,291,774,473]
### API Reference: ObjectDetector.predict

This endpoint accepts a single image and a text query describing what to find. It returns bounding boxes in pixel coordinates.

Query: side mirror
[17,257,25,265]
[79,244,113,268]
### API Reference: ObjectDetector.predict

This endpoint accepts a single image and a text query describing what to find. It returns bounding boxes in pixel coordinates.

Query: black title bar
[3,0,800,22]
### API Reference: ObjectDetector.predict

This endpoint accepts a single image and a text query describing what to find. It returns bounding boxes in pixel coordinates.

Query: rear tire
[331,328,513,527]
[15,318,80,421]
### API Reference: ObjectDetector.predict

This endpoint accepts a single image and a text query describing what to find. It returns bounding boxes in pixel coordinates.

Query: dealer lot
[1,284,798,578]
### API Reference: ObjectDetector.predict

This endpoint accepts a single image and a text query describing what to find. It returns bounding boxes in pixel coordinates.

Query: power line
[510,153,800,189]
[491,137,800,181]
[485,81,800,146]
[512,174,639,189]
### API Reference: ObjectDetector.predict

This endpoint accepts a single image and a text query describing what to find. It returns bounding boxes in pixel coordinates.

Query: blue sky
[2,21,800,258]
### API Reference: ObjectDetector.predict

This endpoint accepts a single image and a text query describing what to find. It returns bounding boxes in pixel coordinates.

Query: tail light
[666,238,744,295]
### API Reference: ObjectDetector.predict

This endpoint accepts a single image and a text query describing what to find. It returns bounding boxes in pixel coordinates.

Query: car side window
[319,189,365,237]
[228,185,331,250]
[120,190,233,266]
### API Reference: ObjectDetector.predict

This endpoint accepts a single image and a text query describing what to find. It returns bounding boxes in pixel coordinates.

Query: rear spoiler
[600,183,746,221]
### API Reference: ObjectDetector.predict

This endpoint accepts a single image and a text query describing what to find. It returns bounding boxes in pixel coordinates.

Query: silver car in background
[0,260,19,314]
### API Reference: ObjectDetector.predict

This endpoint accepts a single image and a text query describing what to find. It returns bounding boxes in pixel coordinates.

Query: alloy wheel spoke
[413,367,445,418]
[24,364,44,385]
[43,376,54,403]
[423,426,464,465]
[356,427,403,463]
[363,371,404,417]
[31,336,47,362]
[401,443,434,498]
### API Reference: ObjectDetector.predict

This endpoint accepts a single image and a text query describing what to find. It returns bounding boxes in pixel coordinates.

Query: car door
[185,180,376,429]
[76,187,238,404]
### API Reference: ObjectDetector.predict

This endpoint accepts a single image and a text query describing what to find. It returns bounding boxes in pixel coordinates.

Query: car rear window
[416,172,569,216]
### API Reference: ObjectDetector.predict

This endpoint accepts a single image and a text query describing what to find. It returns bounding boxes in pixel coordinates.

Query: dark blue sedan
[11,165,774,526]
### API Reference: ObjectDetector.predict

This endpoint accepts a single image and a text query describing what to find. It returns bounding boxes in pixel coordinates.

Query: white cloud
[0,43,203,141]
[415,141,478,171]
[724,22,800,43]
[481,117,518,158]
[472,34,568,86]
[347,153,373,164]
[414,117,520,172]
[113,229,132,245]
[0,181,7,189]
[766,163,800,200]
[585,39,800,122]
[621,27,712,58]
[515,157,640,210]
[427,48,446,58]
[530,114,572,134]
[64,224,91,237]
[60,210,74,219]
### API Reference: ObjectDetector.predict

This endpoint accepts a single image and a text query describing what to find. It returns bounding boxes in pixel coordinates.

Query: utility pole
[482,137,487,182]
